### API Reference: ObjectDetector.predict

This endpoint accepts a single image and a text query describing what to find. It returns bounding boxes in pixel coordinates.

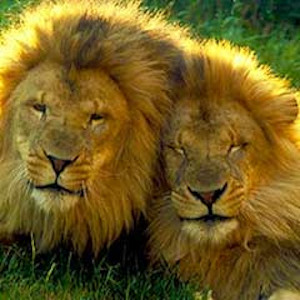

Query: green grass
[144,0,300,88]
[197,15,300,88]
[0,234,199,299]
[0,0,300,299]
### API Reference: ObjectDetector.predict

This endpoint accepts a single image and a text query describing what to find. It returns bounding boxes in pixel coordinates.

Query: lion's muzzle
[187,182,228,207]
[27,146,90,198]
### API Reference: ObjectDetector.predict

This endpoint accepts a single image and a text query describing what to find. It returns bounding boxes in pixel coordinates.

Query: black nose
[47,155,73,175]
[187,183,228,206]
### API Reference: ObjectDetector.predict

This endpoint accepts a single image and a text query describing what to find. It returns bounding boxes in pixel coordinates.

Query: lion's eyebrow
[35,90,46,102]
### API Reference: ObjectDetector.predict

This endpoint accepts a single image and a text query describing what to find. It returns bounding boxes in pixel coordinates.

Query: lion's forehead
[15,61,127,113]
[171,99,262,151]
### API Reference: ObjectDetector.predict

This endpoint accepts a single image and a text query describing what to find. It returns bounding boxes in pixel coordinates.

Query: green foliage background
[0,1,299,299]
[144,0,300,87]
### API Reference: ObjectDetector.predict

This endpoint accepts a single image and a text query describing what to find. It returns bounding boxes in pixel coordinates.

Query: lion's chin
[181,218,239,246]
[31,189,80,212]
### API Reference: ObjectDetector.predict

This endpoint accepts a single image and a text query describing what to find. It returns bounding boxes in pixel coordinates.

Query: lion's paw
[269,289,300,300]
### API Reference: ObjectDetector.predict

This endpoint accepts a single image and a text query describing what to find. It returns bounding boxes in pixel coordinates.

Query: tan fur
[0,0,189,255]
[148,40,300,300]
[269,289,300,300]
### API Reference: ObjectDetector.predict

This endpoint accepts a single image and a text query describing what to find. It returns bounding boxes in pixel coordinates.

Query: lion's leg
[269,289,300,300]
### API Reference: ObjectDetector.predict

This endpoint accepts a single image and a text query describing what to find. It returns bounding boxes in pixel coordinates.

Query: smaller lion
[148,40,300,300]
[0,0,189,255]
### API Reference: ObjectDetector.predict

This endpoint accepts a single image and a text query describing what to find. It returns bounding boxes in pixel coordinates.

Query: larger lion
[148,40,300,300]
[0,0,189,255]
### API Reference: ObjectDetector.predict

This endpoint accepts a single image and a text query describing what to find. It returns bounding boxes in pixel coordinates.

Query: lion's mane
[148,40,300,299]
[0,0,188,254]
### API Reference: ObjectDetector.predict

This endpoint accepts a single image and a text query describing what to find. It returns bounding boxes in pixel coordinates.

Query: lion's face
[11,61,129,212]
[162,96,273,245]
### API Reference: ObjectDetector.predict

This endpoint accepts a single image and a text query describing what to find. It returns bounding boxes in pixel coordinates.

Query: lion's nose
[187,183,228,206]
[47,155,73,175]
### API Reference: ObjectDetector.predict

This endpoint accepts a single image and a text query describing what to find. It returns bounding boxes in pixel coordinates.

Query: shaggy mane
[0,0,189,254]
[177,39,299,134]
[149,40,300,299]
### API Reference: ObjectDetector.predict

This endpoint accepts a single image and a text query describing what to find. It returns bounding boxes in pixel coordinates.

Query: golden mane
[177,39,299,133]
[148,40,300,299]
[0,0,189,255]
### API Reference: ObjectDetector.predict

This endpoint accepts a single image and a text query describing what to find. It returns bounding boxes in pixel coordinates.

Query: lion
[148,40,300,300]
[0,0,189,255]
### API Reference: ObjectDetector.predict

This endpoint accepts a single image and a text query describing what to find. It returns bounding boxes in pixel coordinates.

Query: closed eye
[33,103,46,114]
[228,142,249,155]
[90,113,104,121]
[89,113,106,125]
[166,144,186,156]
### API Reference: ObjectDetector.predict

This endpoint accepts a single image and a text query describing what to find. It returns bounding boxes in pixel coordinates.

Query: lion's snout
[186,182,228,207]
[183,161,230,203]
[27,146,90,197]
[41,126,85,161]
[46,154,75,176]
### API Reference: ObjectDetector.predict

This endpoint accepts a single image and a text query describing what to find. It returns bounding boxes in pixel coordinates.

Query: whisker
[171,191,187,201]
[3,162,30,203]
[81,181,89,203]
[152,197,172,212]
[96,168,128,178]
[227,186,244,199]
[7,164,23,191]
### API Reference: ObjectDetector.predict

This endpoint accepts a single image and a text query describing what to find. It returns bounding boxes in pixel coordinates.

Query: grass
[145,0,300,88]
[0,0,299,299]
[198,15,300,88]
[0,233,199,299]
